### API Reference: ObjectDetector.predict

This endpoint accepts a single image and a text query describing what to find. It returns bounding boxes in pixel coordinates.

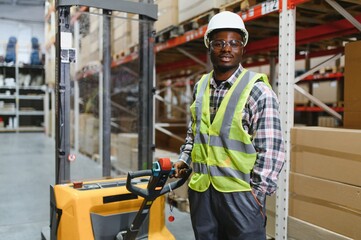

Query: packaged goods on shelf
[220,0,256,11]
[317,116,338,127]
[312,80,340,104]
[111,12,133,57]
[129,14,139,50]
[178,0,222,23]
[115,133,138,171]
[155,0,178,32]
[79,113,99,156]
[89,7,100,33]
[178,0,243,24]
[112,12,130,40]
[294,82,310,105]
[111,133,118,160]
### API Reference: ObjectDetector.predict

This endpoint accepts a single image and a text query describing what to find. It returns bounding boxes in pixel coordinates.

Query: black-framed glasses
[209,39,244,50]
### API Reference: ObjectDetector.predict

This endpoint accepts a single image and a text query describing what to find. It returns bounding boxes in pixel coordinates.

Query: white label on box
[313,83,320,88]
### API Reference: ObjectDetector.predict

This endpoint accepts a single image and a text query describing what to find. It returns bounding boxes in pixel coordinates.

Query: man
[173,11,285,240]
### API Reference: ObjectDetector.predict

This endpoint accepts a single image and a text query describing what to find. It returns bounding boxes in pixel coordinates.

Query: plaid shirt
[178,66,285,204]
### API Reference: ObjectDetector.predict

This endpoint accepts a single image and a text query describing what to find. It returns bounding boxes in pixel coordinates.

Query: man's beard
[214,64,238,73]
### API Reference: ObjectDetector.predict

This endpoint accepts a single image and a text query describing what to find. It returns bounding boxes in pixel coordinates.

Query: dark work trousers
[188,185,267,240]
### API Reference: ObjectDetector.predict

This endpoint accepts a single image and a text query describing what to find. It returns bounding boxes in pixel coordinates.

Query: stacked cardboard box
[115,133,138,171]
[178,0,224,23]
[312,80,340,104]
[79,113,99,156]
[317,116,338,127]
[155,0,178,32]
[294,82,310,105]
[112,12,131,57]
[129,14,139,49]
[178,0,249,24]
[289,127,361,239]
[344,40,361,129]
[78,9,101,70]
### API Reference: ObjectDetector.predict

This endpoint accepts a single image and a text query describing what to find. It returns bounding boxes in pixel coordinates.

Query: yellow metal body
[53,177,175,240]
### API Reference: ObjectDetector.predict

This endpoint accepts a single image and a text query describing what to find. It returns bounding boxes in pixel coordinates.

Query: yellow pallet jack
[48,158,191,240]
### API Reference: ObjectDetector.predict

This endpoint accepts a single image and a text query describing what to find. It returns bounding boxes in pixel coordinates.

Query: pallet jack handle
[126,158,191,200]
[117,158,192,240]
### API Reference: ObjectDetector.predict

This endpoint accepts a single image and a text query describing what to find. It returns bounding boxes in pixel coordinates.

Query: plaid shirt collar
[209,65,244,89]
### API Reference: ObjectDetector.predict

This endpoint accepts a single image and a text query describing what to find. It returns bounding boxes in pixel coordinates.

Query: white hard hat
[204,11,249,48]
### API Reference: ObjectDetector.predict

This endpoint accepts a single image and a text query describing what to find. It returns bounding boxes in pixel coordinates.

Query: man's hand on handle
[172,161,189,178]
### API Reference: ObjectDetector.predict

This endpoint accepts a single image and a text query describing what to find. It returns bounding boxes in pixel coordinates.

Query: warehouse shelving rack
[0,64,48,132]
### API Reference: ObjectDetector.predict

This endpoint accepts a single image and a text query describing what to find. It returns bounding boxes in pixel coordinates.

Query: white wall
[0,5,45,64]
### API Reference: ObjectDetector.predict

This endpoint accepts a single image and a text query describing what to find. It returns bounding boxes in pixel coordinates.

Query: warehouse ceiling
[0,0,45,22]
[0,0,44,5]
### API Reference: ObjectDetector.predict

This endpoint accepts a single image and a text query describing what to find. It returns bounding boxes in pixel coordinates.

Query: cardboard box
[89,8,100,33]
[111,133,118,159]
[130,148,139,170]
[115,133,138,171]
[344,41,361,129]
[290,173,361,213]
[344,111,361,130]
[79,114,98,155]
[113,36,128,56]
[82,115,99,155]
[294,82,310,105]
[155,0,178,32]
[129,14,139,48]
[289,198,361,240]
[178,0,227,23]
[291,127,361,157]
[291,127,361,186]
[312,80,339,104]
[344,41,361,112]
[317,116,338,127]
[112,12,130,41]
[290,126,361,239]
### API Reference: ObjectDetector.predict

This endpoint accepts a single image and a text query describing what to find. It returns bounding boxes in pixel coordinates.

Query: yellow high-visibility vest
[189,69,271,192]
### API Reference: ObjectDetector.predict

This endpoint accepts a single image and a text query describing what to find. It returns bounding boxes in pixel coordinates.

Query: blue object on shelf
[30,37,42,65]
[5,36,17,63]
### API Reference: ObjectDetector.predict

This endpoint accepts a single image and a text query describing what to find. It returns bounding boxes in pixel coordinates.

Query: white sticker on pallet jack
[61,32,72,48]
[142,209,149,214]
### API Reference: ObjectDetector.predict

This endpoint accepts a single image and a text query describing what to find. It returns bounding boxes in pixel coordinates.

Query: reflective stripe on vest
[193,162,251,183]
[194,133,255,153]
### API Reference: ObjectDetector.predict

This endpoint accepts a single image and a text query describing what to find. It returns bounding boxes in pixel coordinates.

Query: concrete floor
[0,132,195,240]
